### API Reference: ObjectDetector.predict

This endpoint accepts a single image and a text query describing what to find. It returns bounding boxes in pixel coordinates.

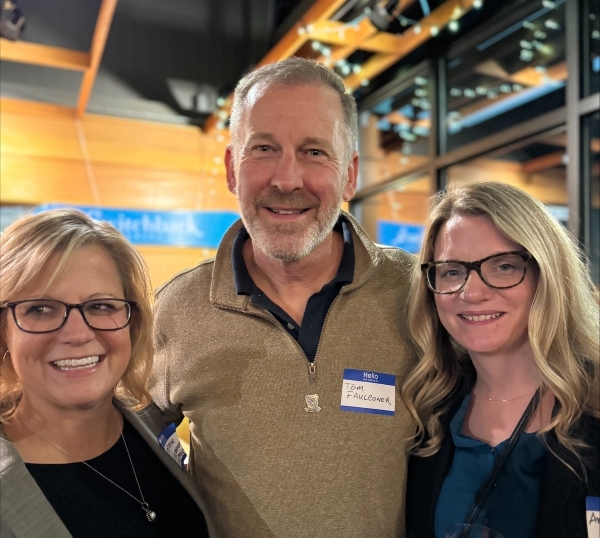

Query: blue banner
[377,220,424,253]
[34,204,239,248]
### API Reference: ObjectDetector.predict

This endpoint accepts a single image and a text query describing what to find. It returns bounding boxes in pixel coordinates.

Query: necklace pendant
[142,503,156,522]
[304,394,321,413]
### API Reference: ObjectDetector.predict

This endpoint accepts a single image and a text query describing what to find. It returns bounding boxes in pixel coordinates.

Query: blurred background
[1,0,598,287]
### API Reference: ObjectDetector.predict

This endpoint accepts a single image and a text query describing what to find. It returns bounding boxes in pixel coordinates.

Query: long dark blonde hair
[402,182,599,474]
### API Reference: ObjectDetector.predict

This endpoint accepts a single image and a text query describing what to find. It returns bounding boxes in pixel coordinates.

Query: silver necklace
[486,386,538,402]
[26,408,157,522]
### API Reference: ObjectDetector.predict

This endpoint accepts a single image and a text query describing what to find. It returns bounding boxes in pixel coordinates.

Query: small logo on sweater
[304,394,321,413]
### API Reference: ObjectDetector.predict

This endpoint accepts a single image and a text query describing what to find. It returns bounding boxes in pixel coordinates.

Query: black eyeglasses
[0,298,136,334]
[421,250,532,294]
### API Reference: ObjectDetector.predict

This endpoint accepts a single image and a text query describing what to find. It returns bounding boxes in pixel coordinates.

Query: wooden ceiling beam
[317,18,379,65]
[309,18,377,47]
[522,151,565,174]
[205,0,348,133]
[0,38,90,71]
[344,0,479,90]
[257,0,348,68]
[76,0,119,118]
[206,0,479,132]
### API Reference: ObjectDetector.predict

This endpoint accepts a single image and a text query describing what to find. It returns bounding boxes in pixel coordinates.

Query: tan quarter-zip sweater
[151,211,417,538]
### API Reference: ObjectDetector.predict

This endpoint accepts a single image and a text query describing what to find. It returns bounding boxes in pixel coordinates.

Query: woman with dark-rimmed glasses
[0,209,212,538]
[402,182,599,538]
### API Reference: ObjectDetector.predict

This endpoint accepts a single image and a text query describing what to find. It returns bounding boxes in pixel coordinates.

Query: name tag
[157,423,188,469]
[340,369,396,416]
[587,496,600,538]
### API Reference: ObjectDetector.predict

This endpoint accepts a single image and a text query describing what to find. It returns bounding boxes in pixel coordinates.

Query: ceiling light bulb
[414,25,422,34]
[430,26,439,36]
[449,20,459,32]
[473,0,483,8]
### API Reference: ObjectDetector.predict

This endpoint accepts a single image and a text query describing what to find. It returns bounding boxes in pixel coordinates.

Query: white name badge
[587,496,600,538]
[340,369,396,416]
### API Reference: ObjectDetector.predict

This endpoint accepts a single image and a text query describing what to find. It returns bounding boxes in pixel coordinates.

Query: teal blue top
[435,394,547,538]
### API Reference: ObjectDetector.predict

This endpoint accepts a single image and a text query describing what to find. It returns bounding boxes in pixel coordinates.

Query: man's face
[225,83,358,262]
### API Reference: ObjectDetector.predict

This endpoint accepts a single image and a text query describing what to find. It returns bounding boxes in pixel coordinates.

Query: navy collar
[232,217,355,296]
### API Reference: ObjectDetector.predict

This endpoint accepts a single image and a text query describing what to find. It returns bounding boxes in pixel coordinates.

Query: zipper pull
[308,361,317,384]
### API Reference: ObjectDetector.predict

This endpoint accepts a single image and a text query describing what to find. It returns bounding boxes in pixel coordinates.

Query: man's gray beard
[238,196,342,262]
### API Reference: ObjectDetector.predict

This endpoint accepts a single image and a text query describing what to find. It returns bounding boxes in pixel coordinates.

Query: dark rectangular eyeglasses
[0,298,136,334]
[421,250,532,294]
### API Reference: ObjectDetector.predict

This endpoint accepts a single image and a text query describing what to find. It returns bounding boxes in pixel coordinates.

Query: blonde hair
[0,209,154,419]
[402,181,599,474]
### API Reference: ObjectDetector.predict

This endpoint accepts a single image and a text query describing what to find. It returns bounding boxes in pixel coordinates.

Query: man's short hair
[229,57,358,162]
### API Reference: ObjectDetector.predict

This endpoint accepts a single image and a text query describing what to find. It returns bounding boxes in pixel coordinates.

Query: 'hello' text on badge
[340,369,396,416]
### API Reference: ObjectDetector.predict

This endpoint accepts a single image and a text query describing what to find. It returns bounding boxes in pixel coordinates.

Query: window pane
[445,1,566,151]
[354,175,430,253]
[447,132,568,219]
[585,111,600,285]
[359,74,431,188]
[583,0,600,97]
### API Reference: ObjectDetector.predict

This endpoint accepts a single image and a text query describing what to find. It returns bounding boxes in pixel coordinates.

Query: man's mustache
[255,189,319,210]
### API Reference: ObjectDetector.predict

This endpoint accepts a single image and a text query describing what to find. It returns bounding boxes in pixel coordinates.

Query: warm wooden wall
[0,98,236,287]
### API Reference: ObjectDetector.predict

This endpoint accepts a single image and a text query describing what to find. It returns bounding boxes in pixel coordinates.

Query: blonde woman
[0,210,212,538]
[403,182,599,538]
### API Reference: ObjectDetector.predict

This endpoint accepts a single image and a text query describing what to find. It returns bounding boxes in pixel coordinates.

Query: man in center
[151,57,416,537]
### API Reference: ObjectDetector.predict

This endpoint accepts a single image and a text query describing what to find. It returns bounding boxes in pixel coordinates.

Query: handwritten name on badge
[587,496,600,538]
[340,369,396,416]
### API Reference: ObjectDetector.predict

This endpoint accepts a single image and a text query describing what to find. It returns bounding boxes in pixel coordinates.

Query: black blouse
[26,419,209,538]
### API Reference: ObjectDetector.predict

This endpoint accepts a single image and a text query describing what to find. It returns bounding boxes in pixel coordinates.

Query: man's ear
[342,152,359,202]
[225,145,237,194]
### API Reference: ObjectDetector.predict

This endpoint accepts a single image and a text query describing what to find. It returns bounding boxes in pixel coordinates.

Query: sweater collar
[210,210,384,309]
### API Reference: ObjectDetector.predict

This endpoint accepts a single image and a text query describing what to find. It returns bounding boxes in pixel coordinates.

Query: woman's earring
[2,349,10,362]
